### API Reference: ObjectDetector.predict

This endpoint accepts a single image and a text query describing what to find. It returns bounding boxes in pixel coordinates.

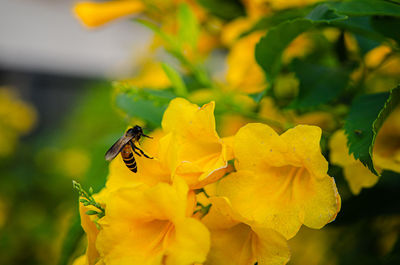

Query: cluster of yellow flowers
[73,98,340,265]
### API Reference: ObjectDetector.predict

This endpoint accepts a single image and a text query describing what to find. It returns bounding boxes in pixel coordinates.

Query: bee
[105,126,152,173]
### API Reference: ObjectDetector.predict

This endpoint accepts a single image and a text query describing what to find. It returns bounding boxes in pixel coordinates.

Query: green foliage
[254,6,346,83]
[161,63,188,97]
[197,0,245,21]
[115,84,176,127]
[255,19,314,82]
[344,85,400,175]
[327,0,400,17]
[290,59,353,109]
[178,3,199,49]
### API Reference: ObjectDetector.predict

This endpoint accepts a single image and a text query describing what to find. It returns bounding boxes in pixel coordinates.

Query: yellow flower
[218,123,341,239]
[226,32,267,94]
[73,0,145,28]
[123,61,171,89]
[96,178,210,265]
[159,98,230,189]
[202,196,290,265]
[329,130,379,195]
[282,33,313,64]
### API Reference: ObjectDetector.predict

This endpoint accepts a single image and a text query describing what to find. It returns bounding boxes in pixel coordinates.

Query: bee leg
[142,134,153,139]
[129,141,142,156]
[132,143,153,159]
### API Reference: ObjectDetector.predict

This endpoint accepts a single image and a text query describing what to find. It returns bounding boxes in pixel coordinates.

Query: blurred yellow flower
[96,178,210,265]
[226,32,267,94]
[373,107,400,173]
[123,61,171,89]
[74,0,145,28]
[218,123,341,239]
[282,33,314,64]
[202,196,290,265]
[329,130,380,195]
[0,88,37,157]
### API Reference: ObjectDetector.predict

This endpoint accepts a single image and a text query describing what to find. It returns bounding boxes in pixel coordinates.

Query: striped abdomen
[121,144,137,173]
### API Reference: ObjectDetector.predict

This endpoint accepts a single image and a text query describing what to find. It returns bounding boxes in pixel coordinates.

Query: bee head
[126,125,143,137]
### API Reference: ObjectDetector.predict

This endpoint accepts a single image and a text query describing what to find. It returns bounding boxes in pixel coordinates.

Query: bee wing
[105,135,134,161]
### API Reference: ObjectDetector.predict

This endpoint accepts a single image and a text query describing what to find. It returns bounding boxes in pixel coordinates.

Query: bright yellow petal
[280,125,328,180]
[74,0,145,28]
[160,98,227,188]
[234,123,287,170]
[166,218,211,265]
[72,255,87,265]
[79,203,100,265]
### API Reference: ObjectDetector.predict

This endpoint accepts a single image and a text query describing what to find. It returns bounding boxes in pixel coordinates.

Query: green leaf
[161,63,188,97]
[85,210,99,215]
[115,85,176,127]
[255,5,347,83]
[344,85,400,175]
[290,60,353,109]
[134,18,176,47]
[244,7,312,35]
[255,19,314,82]
[197,0,245,21]
[178,3,199,49]
[327,0,400,17]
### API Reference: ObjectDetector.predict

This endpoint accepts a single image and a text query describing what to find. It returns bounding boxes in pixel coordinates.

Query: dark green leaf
[255,19,314,82]
[197,0,245,20]
[245,7,312,34]
[344,85,400,175]
[255,5,347,83]
[290,60,353,109]
[327,0,400,17]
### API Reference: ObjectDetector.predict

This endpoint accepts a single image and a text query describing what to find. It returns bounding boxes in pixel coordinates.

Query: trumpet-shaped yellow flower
[329,130,379,195]
[159,98,229,189]
[202,196,290,265]
[74,0,145,28]
[218,123,341,239]
[96,178,210,265]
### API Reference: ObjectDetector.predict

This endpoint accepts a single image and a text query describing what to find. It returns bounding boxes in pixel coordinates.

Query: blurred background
[0,0,152,264]
[1,1,400,265]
